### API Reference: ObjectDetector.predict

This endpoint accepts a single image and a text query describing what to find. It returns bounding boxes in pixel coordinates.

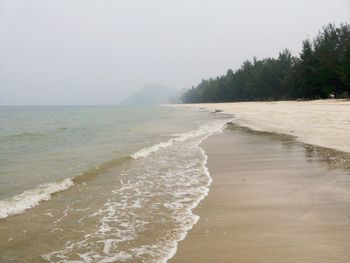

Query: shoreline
[170,124,350,262]
[173,99,350,154]
[0,109,231,262]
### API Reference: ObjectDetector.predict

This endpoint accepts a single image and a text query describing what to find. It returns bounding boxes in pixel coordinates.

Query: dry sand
[176,100,350,153]
[171,126,350,263]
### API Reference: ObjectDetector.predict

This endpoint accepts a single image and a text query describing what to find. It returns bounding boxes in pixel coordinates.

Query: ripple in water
[42,119,227,263]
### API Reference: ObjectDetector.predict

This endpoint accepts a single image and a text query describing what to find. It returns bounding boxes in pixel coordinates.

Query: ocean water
[0,106,231,262]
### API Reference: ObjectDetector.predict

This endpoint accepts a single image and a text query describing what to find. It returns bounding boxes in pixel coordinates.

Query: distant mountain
[121,84,179,105]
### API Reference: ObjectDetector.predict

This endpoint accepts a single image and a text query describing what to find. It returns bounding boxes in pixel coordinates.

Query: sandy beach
[171,100,350,262]
[177,100,350,153]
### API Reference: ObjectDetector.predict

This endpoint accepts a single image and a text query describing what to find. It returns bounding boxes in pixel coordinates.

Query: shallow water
[0,106,231,262]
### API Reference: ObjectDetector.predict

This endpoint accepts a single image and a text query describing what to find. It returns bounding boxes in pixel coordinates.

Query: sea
[0,105,231,262]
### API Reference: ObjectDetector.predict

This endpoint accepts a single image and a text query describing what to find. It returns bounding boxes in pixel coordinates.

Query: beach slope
[171,126,350,263]
[177,100,350,153]
[170,100,350,262]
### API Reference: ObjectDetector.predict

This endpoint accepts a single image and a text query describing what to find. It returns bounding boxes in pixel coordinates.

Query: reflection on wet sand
[171,125,350,263]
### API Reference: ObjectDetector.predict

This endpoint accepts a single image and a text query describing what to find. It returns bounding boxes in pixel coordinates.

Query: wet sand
[171,125,350,263]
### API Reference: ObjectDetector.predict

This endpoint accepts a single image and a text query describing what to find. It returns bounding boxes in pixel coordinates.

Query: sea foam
[130,120,228,159]
[0,178,74,219]
[0,119,228,221]
[42,118,229,263]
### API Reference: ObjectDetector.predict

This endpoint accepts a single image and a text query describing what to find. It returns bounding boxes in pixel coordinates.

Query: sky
[0,0,349,105]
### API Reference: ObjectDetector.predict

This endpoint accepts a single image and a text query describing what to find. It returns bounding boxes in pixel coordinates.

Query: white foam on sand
[130,120,229,159]
[0,178,74,219]
[0,116,228,221]
[42,118,229,263]
[159,133,215,263]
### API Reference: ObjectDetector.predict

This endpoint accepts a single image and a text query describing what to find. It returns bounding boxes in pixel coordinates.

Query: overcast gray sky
[1,0,349,105]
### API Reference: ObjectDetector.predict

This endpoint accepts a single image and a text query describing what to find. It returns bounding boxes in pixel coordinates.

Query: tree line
[181,23,350,103]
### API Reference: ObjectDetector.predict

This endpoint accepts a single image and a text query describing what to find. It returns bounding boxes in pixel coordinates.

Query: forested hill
[121,84,178,105]
[181,23,350,103]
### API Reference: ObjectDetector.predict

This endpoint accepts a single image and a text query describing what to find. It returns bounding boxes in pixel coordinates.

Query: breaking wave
[0,178,74,219]
[42,119,229,263]
[0,118,229,229]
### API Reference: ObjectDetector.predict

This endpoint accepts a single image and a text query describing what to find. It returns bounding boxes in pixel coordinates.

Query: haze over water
[1,1,349,262]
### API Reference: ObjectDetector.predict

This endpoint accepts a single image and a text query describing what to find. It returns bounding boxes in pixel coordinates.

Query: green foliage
[181,23,350,103]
